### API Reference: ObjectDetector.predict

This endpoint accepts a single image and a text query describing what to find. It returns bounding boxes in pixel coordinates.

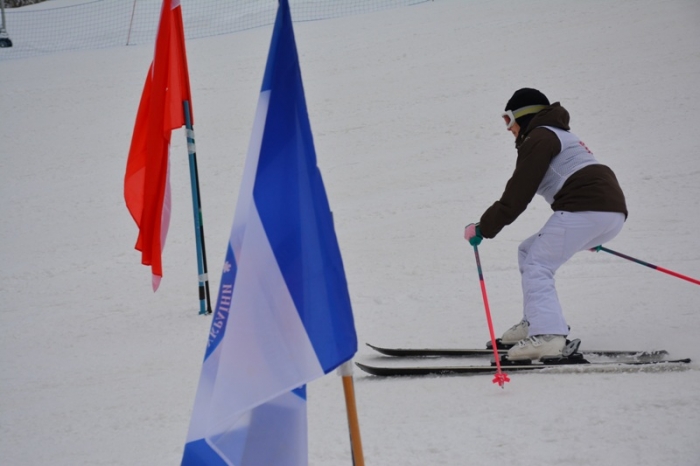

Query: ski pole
[472,244,510,388]
[591,245,700,286]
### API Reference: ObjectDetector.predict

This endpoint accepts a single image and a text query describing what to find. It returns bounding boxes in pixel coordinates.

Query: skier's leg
[521,211,625,336]
[520,214,570,336]
[499,233,539,344]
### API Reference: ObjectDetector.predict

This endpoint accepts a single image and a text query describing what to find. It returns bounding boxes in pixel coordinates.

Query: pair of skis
[357,341,691,377]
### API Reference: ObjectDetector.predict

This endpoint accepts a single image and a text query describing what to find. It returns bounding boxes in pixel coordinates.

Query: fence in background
[0,0,429,61]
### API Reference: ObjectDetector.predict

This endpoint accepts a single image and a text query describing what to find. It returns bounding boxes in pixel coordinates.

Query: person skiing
[464,88,628,361]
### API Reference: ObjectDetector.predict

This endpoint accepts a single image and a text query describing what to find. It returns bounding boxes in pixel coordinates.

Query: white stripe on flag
[206,203,323,433]
[230,90,269,259]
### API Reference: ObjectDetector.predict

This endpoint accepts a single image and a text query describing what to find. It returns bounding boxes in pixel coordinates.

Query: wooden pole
[339,361,365,466]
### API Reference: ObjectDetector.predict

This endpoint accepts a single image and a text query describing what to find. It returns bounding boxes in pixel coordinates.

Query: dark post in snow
[0,0,13,48]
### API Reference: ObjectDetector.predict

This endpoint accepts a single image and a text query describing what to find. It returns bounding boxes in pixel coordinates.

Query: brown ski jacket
[479,103,627,239]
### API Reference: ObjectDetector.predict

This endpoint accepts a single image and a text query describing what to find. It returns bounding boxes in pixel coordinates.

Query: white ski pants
[519,211,625,336]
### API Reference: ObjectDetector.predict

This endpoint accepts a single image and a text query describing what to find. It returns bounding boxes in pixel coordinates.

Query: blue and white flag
[181,1,358,464]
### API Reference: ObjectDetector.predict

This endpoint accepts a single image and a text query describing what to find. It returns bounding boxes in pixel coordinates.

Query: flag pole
[338,361,365,466]
[183,100,213,315]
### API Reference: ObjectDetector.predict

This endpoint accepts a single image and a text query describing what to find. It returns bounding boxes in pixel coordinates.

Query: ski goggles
[501,105,547,129]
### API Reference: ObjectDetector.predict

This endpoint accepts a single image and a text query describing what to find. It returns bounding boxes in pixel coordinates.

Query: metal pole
[0,0,13,49]
[126,0,137,46]
[473,245,510,388]
[591,245,700,286]
[183,100,213,315]
[0,0,6,32]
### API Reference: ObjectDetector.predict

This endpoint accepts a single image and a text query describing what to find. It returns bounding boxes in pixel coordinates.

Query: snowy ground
[2,1,700,465]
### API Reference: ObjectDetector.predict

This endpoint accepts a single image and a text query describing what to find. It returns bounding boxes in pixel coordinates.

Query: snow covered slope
[1,1,699,465]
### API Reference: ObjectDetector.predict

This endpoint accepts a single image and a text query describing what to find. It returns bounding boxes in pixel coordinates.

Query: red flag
[125,0,192,291]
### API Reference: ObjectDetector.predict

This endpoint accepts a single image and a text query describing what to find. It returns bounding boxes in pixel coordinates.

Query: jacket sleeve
[479,128,561,238]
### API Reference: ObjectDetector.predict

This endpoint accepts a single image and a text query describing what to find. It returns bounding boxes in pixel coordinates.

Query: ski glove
[464,223,483,246]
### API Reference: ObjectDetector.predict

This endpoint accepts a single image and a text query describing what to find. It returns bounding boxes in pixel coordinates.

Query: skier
[464,88,628,361]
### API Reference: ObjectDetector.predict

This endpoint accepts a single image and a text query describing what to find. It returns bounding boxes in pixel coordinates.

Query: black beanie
[505,88,549,130]
[504,88,550,112]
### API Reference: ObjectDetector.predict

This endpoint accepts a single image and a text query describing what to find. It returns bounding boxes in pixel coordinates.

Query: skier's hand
[464,223,482,246]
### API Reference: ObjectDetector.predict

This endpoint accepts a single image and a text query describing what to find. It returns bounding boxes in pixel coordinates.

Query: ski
[366,342,669,359]
[356,357,692,377]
